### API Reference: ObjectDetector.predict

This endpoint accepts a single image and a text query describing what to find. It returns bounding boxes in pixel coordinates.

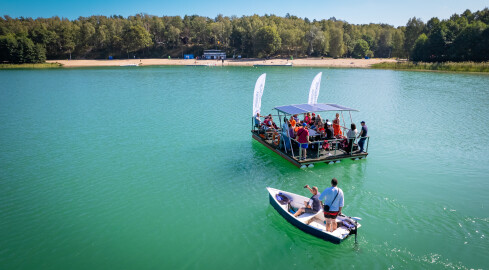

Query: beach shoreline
[46,58,397,68]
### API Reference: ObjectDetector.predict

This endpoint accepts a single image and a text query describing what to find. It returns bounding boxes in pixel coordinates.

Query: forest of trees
[0,8,488,63]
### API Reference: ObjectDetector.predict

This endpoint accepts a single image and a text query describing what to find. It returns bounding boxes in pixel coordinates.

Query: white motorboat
[267,187,361,244]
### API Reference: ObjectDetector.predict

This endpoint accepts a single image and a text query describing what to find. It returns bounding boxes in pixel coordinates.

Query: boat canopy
[274,103,358,115]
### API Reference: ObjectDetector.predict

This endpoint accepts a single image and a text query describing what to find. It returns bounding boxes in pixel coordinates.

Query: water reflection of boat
[267,187,360,244]
[251,73,370,168]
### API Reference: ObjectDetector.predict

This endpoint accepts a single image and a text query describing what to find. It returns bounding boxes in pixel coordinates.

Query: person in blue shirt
[357,121,368,153]
[280,117,291,151]
[254,113,262,128]
[319,178,344,232]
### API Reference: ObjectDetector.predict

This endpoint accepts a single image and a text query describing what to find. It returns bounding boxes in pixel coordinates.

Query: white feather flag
[308,72,322,105]
[252,73,266,116]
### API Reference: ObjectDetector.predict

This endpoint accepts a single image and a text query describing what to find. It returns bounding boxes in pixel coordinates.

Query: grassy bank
[371,61,489,73]
[0,63,63,69]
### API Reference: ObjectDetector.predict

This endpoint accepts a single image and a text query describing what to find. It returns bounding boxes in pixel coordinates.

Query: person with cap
[296,123,310,160]
[319,178,344,232]
[357,121,368,153]
[293,185,321,217]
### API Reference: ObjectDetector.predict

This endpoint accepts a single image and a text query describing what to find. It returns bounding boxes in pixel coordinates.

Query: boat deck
[252,130,367,168]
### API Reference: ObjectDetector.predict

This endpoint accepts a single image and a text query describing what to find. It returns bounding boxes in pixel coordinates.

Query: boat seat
[296,210,322,223]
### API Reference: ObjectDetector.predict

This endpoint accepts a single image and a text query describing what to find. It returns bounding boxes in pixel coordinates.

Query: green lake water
[1,66,488,269]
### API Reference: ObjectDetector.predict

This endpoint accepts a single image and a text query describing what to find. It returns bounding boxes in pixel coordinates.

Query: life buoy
[272,132,280,146]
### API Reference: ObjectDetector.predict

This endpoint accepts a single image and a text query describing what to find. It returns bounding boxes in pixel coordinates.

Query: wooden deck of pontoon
[252,130,368,168]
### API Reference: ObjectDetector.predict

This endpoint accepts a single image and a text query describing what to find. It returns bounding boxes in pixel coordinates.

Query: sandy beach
[47,58,397,68]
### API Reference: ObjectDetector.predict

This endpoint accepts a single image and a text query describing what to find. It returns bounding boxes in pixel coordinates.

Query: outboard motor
[350,217,362,243]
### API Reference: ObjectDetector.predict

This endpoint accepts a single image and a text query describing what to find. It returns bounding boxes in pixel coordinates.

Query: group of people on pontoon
[255,112,368,159]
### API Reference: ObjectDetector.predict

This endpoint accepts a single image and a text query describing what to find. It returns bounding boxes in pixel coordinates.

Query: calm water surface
[1,66,488,269]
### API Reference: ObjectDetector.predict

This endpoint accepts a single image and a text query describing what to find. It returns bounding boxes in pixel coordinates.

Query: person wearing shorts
[296,123,309,160]
[324,210,339,219]
[319,178,344,232]
[293,185,321,217]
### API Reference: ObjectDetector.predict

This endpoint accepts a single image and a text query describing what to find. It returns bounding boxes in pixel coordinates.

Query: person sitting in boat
[293,185,321,217]
[304,113,312,125]
[311,113,316,124]
[319,178,344,232]
[296,123,310,160]
[294,121,303,133]
[309,122,317,130]
[289,116,296,129]
[345,123,358,153]
[293,114,299,123]
[315,114,323,127]
[317,122,325,137]
[264,114,278,130]
[325,122,335,140]
[333,113,343,136]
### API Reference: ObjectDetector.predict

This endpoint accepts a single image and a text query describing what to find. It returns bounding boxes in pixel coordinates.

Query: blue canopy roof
[274,103,358,115]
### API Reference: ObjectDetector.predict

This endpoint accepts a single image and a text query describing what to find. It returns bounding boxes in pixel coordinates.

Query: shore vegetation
[371,61,489,72]
[0,62,62,69]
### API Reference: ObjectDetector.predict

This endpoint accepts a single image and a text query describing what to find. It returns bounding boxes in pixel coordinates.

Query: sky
[1,0,488,27]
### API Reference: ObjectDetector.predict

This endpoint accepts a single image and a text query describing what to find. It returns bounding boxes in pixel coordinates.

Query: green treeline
[0,8,488,63]
[410,9,489,62]
[371,61,489,72]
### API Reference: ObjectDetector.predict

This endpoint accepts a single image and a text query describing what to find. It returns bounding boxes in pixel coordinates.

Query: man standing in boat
[319,178,344,232]
[254,113,262,127]
[293,185,321,217]
[357,121,368,153]
[296,123,309,160]
[280,117,291,151]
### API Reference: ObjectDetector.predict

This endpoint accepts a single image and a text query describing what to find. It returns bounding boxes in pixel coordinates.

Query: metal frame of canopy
[274,103,359,115]
[273,103,359,133]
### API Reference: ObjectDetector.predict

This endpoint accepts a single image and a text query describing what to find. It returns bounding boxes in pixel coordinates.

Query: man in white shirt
[319,178,344,232]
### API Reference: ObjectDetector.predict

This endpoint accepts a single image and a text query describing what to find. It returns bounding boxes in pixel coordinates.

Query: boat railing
[286,136,370,160]
[251,116,370,160]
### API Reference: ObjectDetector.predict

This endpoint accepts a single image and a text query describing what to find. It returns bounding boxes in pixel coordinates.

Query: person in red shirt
[304,113,311,125]
[317,122,325,137]
[296,123,310,160]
